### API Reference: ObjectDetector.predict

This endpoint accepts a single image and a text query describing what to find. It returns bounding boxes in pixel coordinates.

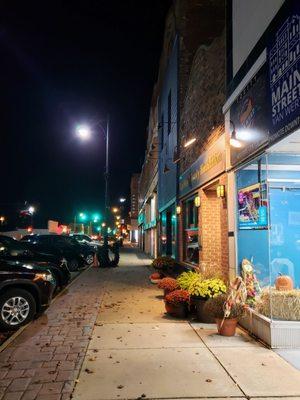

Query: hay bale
[255,288,300,321]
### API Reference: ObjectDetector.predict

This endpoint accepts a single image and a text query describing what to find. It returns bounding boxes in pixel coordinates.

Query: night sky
[0,1,171,227]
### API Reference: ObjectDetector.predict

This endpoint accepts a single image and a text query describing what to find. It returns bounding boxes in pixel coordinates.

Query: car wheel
[68,258,79,272]
[85,253,94,265]
[0,289,36,331]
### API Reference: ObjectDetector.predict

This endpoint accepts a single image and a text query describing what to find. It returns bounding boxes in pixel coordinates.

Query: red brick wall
[199,174,228,279]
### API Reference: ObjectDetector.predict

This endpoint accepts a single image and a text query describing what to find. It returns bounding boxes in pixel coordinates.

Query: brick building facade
[138,0,227,274]
[129,173,140,242]
[138,87,159,257]
[178,24,228,278]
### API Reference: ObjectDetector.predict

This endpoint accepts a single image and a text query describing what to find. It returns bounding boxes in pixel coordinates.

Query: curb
[0,265,93,354]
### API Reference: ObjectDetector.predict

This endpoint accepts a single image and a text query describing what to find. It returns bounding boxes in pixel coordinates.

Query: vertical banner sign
[230,65,270,167]
[268,0,300,141]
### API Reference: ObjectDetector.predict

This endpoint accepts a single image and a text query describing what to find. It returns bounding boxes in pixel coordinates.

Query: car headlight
[35,272,55,283]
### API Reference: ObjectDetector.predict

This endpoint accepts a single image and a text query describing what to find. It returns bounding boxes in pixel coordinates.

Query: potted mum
[149,272,163,284]
[164,289,190,318]
[152,256,175,276]
[157,277,179,296]
[204,293,246,336]
[190,278,227,323]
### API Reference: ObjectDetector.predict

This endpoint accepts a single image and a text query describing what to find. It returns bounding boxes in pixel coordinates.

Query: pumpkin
[275,273,294,291]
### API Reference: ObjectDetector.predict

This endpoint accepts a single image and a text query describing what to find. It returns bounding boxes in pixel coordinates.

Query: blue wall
[237,154,300,288]
[158,36,178,211]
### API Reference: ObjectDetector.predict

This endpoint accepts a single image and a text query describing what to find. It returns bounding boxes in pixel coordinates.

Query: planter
[165,301,188,318]
[150,278,161,284]
[216,318,238,336]
[239,308,300,348]
[192,297,214,323]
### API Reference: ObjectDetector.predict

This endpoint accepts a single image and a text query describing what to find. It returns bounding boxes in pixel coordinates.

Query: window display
[236,152,300,321]
[183,197,199,265]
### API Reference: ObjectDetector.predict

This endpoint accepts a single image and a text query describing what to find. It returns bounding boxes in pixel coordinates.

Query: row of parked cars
[0,233,102,331]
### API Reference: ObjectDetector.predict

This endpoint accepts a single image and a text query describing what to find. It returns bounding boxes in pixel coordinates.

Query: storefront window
[236,150,300,321]
[183,197,199,264]
[160,205,176,258]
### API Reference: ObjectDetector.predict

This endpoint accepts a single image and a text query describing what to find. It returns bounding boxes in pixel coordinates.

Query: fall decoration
[204,278,247,336]
[164,289,190,318]
[149,272,162,284]
[241,258,261,306]
[152,256,175,271]
[255,288,300,321]
[165,289,190,305]
[177,271,202,292]
[157,277,179,295]
[192,278,227,299]
[275,273,294,291]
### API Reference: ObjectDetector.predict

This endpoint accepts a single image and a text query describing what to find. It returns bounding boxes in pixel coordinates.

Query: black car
[61,235,96,265]
[0,236,71,288]
[0,259,55,330]
[20,234,87,271]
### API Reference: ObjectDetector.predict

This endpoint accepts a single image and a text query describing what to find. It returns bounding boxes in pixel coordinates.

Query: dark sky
[0,1,171,226]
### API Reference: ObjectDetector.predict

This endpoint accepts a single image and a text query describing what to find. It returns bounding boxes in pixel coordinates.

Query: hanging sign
[267,0,300,141]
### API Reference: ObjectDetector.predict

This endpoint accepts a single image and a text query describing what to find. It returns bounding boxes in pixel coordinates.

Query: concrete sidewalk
[73,246,300,400]
[1,246,300,400]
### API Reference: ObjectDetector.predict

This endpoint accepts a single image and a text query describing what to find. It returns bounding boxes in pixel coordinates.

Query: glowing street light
[119,198,126,203]
[74,116,110,252]
[76,125,92,141]
[112,207,118,213]
[28,206,35,215]
[116,215,120,220]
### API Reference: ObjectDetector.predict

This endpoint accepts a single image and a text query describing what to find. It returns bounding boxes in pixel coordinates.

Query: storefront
[178,135,227,273]
[160,203,176,258]
[225,0,300,346]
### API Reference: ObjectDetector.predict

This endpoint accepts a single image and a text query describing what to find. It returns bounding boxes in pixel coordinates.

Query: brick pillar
[199,174,229,279]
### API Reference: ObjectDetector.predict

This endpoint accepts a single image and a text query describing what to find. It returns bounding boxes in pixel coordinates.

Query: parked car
[0,236,71,288]
[70,233,100,248]
[20,234,87,271]
[0,259,55,330]
[61,235,96,265]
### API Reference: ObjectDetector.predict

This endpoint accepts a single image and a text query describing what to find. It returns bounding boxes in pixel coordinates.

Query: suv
[0,236,71,289]
[20,234,87,271]
[0,259,55,330]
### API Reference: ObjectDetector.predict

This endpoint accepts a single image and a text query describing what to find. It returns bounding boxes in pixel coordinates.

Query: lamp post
[75,116,110,247]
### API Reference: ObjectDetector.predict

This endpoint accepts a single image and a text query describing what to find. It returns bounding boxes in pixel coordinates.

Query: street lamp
[76,125,92,141]
[75,116,110,247]
[119,198,126,203]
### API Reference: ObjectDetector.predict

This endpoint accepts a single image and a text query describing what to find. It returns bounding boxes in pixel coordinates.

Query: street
[0,245,299,400]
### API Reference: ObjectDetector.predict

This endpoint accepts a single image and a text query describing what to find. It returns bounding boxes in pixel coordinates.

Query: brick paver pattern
[0,267,105,400]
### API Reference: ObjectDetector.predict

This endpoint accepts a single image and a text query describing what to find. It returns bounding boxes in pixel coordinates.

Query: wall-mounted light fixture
[230,120,242,148]
[194,196,201,207]
[216,185,226,198]
[184,137,196,148]
[176,206,181,215]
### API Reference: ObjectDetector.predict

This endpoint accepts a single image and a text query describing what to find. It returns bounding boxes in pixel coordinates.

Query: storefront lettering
[179,137,225,197]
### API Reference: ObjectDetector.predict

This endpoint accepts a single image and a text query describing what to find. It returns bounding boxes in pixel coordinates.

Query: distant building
[129,173,140,242]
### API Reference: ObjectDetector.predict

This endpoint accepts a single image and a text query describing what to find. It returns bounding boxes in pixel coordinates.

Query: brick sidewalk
[0,266,106,400]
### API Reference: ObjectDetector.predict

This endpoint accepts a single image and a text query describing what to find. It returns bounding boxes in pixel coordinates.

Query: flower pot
[216,318,238,336]
[192,297,214,323]
[150,278,161,284]
[165,301,188,318]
